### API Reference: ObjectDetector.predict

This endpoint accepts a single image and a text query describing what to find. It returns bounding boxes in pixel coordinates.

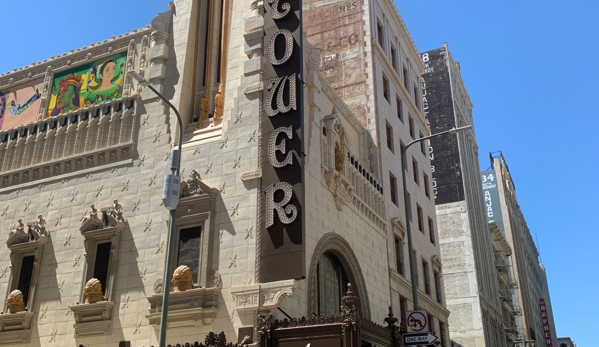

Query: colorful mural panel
[47,51,127,117]
[0,78,44,131]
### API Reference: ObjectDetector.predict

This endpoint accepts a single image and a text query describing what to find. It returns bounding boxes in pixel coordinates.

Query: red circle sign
[406,311,427,332]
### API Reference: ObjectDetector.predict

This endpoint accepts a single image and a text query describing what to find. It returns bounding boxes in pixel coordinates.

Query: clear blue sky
[1,1,595,346]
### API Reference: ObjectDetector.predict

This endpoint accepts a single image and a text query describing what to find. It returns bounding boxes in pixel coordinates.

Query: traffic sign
[406,310,428,332]
[402,332,438,346]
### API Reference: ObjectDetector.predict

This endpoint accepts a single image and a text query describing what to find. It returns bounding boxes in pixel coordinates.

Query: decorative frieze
[231,279,296,313]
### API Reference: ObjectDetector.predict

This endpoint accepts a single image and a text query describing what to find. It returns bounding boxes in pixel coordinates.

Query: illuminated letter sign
[259,0,305,282]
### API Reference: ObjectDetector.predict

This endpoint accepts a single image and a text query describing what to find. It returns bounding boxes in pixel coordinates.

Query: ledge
[68,301,114,338]
[146,287,220,328]
[231,280,296,313]
[0,311,34,345]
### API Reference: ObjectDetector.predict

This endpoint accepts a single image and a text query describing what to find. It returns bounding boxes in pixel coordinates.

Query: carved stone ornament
[212,270,221,287]
[334,142,344,172]
[231,279,296,313]
[7,216,49,247]
[146,287,220,328]
[84,278,104,304]
[6,290,25,314]
[180,170,220,199]
[172,265,193,292]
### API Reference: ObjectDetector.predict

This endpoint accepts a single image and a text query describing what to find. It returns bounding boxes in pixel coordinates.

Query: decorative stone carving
[84,278,104,304]
[334,142,344,172]
[6,290,25,314]
[146,287,220,328]
[153,278,164,294]
[212,270,221,287]
[212,87,224,126]
[68,301,115,337]
[231,280,296,313]
[180,170,219,199]
[172,265,193,292]
[109,199,124,223]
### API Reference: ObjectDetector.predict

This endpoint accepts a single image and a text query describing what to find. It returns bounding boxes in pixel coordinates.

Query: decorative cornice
[231,280,296,313]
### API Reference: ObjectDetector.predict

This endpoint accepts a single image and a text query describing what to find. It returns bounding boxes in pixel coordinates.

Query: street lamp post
[400,125,471,310]
[128,71,183,347]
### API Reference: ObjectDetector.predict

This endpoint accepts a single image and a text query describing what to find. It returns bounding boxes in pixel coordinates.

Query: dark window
[396,97,403,123]
[423,260,431,295]
[177,226,202,283]
[390,173,398,206]
[312,252,349,315]
[92,242,112,296]
[434,270,442,304]
[417,204,423,233]
[383,75,390,102]
[413,84,419,108]
[403,66,409,90]
[399,295,408,320]
[17,255,35,305]
[391,46,397,71]
[412,159,419,185]
[424,173,430,198]
[419,132,426,154]
[409,115,415,138]
[377,21,384,49]
[400,140,405,156]
[394,236,404,275]
[429,217,435,244]
[386,122,394,152]
[428,313,435,333]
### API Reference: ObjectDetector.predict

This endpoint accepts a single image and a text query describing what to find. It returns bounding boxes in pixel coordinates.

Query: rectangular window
[413,84,419,108]
[417,204,423,233]
[403,65,409,91]
[412,159,419,185]
[386,121,394,152]
[383,75,390,102]
[409,115,415,138]
[391,45,397,71]
[177,226,202,284]
[394,236,404,275]
[400,140,405,156]
[440,321,448,347]
[429,217,435,244]
[400,295,408,319]
[423,260,431,295]
[423,173,430,198]
[434,270,443,304]
[377,21,384,49]
[93,242,112,296]
[17,255,35,305]
[419,132,426,154]
[396,97,403,123]
[389,173,398,206]
[428,314,435,333]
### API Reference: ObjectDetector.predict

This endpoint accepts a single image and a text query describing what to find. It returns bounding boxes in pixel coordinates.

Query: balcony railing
[0,98,137,189]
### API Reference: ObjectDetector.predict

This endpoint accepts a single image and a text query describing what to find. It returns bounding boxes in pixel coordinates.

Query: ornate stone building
[0,0,441,346]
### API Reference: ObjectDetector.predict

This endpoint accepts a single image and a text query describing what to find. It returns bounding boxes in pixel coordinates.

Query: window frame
[412,158,419,185]
[423,172,430,198]
[382,74,390,102]
[394,236,404,276]
[416,204,423,233]
[428,217,435,244]
[396,96,403,123]
[423,259,431,296]
[386,121,394,152]
[389,172,398,206]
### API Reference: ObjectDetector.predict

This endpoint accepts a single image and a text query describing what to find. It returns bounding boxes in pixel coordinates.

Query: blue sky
[1,0,595,346]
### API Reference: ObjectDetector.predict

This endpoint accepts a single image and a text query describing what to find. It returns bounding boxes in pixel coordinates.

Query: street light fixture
[128,71,183,347]
[400,125,472,310]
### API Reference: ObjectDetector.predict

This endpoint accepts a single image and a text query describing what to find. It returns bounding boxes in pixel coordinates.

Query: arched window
[311,252,349,315]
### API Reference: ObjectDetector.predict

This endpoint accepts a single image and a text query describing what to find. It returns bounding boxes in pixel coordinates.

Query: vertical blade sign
[260,0,305,282]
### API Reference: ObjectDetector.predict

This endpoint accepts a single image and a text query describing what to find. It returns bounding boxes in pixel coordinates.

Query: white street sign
[402,332,438,346]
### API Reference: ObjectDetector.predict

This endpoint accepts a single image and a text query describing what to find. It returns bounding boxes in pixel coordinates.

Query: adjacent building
[303,0,451,342]
[0,0,448,346]
[484,152,558,347]
[421,43,515,347]
[557,337,576,347]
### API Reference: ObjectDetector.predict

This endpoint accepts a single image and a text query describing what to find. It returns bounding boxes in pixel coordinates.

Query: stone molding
[68,301,114,338]
[0,311,34,345]
[231,280,296,313]
[146,287,220,328]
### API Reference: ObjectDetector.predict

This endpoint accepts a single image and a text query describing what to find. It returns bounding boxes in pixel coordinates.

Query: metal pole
[147,84,184,347]
[400,126,471,311]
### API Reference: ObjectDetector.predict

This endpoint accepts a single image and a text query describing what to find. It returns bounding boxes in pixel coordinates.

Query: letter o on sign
[267,29,294,65]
